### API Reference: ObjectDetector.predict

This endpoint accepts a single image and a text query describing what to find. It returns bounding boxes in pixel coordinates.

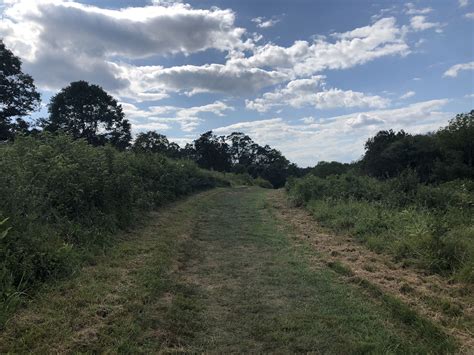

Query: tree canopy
[132,131,181,158]
[0,40,41,141]
[41,81,131,150]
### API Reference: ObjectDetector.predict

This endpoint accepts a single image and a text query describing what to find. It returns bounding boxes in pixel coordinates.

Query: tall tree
[0,40,41,141]
[42,81,131,149]
[132,131,182,158]
[133,131,170,154]
[226,132,258,168]
[362,129,409,178]
[194,131,231,171]
[438,110,474,168]
[436,110,474,180]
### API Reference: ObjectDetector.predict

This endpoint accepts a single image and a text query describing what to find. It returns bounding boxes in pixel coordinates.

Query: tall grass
[286,172,474,282]
[0,133,230,323]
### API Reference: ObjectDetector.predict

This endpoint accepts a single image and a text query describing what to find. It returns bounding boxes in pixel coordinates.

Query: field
[1,187,469,353]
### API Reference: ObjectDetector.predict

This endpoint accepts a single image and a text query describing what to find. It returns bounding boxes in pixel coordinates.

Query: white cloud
[400,90,416,99]
[346,113,385,128]
[150,0,183,6]
[300,116,317,124]
[465,12,474,19]
[229,17,410,78]
[410,16,443,33]
[114,62,288,98]
[443,61,474,77]
[214,99,451,166]
[405,3,433,15]
[251,16,280,28]
[0,0,253,95]
[122,100,233,132]
[246,76,390,112]
[1,1,415,101]
[1,0,249,59]
[459,0,469,7]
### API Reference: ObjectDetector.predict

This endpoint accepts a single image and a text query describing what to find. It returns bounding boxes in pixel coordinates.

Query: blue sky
[1,0,473,166]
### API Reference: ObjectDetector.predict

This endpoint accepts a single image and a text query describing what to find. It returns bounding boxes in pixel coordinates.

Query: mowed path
[0,188,456,353]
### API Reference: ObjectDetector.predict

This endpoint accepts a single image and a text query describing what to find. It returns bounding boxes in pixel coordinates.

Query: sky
[0,0,473,166]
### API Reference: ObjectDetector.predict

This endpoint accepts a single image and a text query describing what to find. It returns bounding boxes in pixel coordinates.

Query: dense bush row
[0,133,230,321]
[286,173,474,282]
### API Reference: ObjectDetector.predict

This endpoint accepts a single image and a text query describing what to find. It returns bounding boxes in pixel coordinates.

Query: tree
[226,132,258,167]
[438,110,474,167]
[435,110,474,180]
[312,161,352,178]
[194,131,231,171]
[133,131,170,154]
[42,81,131,149]
[0,40,41,141]
[249,145,290,188]
[132,131,183,159]
[362,129,409,178]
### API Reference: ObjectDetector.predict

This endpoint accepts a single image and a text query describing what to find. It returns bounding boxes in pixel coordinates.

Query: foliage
[287,172,474,281]
[311,161,353,178]
[361,111,474,182]
[0,133,227,308]
[183,131,293,188]
[193,131,232,172]
[41,81,131,150]
[132,131,181,158]
[0,40,41,141]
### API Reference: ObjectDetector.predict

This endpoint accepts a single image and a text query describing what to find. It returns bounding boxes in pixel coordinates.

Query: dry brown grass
[268,189,474,353]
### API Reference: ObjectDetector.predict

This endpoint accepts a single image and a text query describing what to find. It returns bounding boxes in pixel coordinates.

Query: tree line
[310,111,474,184]
[1,40,300,188]
[1,38,472,187]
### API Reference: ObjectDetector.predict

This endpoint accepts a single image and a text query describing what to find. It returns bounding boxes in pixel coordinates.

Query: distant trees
[193,131,232,172]
[132,131,180,158]
[436,110,474,180]
[360,111,474,182]
[0,40,41,141]
[311,161,353,178]
[130,129,295,187]
[362,129,409,179]
[41,81,131,150]
[180,130,292,188]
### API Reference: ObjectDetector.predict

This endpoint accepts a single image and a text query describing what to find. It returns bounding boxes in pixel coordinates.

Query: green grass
[0,188,456,353]
[305,198,474,281]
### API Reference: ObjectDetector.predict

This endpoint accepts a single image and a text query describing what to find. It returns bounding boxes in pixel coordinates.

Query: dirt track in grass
[267,189,473,352]
[0,187,463,353]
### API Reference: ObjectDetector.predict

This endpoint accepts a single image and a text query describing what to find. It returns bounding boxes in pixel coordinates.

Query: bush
[0,133,226,313]
[287,172,474,281]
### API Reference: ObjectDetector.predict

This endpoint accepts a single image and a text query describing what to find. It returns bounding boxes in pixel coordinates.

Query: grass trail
[0,187,456,353]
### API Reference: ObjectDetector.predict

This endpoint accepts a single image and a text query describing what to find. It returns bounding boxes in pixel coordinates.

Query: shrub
[0,133,226,314]
[287,172,474,281]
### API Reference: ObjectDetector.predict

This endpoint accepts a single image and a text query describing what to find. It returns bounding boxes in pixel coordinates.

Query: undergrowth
[286,172,474,282]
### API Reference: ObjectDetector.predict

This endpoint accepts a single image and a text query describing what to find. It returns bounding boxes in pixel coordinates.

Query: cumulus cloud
[405,3,433,15]
[346,113,385,128]
[214,99,451,166]
[459,0,469,7]
[400,91,416,99]
[465,12,474,19]
[122,100,233,132]
[0,0,253,96]
[246,76,390,112]
[251,16,280,28]
[443,61,474,77]
[0,0,445,144]
[410,16,443,32]
[230,17,410,77]
[1,0,249,59]
[1,0,416,101]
